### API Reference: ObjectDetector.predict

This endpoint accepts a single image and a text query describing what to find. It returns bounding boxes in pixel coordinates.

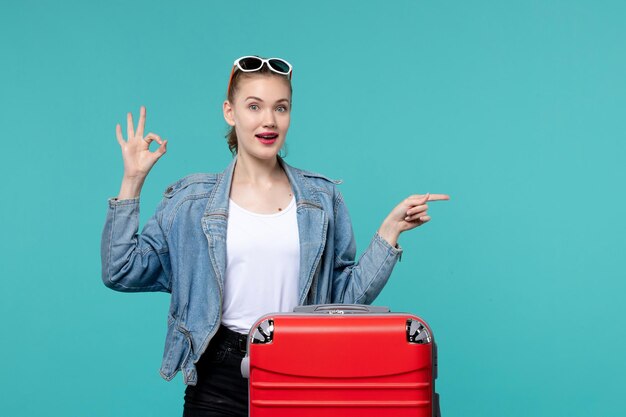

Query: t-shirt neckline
[228,196,296,218]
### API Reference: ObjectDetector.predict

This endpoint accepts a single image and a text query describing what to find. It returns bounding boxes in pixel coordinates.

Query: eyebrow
[245,96,290,104]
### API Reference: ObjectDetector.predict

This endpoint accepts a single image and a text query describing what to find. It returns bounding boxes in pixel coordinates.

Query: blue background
[1,1,624,416]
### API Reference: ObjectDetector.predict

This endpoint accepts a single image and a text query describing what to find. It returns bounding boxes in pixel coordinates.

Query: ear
[223,100,235,127]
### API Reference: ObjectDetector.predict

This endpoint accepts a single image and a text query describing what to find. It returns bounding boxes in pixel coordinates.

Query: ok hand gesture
[116,106,167,179]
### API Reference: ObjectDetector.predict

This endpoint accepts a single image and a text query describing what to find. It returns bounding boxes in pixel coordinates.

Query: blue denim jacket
[101,157,402,385]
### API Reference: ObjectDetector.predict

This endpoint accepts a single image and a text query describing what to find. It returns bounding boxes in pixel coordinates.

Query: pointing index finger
[427,194,450,201]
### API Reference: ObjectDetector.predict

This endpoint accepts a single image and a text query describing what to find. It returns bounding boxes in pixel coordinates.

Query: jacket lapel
[201,158,237,290]
[280,159,327,305]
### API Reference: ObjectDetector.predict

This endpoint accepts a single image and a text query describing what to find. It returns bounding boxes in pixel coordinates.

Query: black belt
[214,325,249,354]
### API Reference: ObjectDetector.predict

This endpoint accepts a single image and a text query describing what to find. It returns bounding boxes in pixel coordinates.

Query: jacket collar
[203,156,323,215]
[279,157,323,209]
[202,157,236,216]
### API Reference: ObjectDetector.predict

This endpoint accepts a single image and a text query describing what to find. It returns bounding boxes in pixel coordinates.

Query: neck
[233,153,282,185]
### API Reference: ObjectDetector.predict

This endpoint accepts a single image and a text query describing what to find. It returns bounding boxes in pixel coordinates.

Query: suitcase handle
[293,304,390,314]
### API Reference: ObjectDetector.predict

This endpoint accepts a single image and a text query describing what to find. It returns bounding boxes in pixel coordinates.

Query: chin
[256,143,285,158]
[241,149,280,162]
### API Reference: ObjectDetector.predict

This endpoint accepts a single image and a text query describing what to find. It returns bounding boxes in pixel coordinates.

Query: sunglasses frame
[235,56,292,77]
[227,56,293,96]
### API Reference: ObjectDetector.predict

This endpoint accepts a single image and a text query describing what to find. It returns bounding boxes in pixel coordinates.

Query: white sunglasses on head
[233,55,293,78]
[227,55,293,94]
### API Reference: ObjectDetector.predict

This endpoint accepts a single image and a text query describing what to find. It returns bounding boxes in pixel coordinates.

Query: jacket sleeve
[100,197,172,293]
[330,192,403,304]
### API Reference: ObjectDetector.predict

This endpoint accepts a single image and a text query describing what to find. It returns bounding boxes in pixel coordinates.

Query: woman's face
[223,74,291,162]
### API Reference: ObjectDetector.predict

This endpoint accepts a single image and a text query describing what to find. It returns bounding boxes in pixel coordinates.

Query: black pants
[183,326,248,417]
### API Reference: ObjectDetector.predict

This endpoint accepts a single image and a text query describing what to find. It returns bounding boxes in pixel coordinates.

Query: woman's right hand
[115,106,167,199]
[116,106,167,179]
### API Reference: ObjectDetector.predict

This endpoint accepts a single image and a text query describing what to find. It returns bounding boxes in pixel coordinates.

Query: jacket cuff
[373,232,403,261]
[108,197,140,208]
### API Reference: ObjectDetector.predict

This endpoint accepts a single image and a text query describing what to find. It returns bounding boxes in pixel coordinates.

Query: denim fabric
[101,157,403,385]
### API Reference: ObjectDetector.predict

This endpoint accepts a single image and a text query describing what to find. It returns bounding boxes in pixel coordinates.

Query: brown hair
[225,65,293,155]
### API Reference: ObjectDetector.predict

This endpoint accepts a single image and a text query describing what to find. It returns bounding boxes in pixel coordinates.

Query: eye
[248,104,259,111]
[276,105,288,113]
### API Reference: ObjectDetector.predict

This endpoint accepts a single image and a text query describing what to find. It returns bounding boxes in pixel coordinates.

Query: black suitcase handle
[293,304,390,314]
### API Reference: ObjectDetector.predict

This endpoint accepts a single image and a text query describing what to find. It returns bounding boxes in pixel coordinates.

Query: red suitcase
[241,304,440,417]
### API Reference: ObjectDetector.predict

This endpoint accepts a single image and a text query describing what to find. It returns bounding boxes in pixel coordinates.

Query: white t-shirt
[221,197,300,334]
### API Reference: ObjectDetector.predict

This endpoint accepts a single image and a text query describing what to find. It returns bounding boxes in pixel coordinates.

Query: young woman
[101,55,449,417]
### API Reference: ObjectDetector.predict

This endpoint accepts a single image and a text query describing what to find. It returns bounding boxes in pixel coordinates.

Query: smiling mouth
[256,133,278,139]
[255,133,279,144]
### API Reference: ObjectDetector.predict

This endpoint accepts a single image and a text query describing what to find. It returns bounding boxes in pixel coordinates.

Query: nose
[262,108,276,128]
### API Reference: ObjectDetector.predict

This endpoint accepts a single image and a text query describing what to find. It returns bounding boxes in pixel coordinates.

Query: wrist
[377,220,400,248]
[122,172,148,183]
[118,175,146,200]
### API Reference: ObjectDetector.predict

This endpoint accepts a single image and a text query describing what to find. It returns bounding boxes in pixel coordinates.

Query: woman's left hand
[377,193,450,247]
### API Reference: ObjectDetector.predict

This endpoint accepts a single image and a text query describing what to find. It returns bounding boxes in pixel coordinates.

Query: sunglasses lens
[238,57,263,71]
[268,59,291,74]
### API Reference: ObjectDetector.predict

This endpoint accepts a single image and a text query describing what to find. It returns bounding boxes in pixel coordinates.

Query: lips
[255,132,279,144]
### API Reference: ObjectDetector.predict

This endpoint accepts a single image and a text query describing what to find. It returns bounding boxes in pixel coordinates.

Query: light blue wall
[1,1,624,416]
